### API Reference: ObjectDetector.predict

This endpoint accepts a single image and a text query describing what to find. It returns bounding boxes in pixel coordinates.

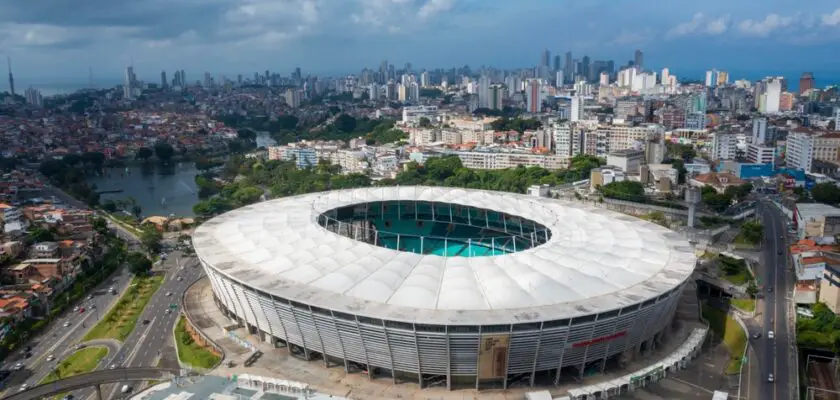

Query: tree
[126,252,152,276]
[81,152,105,169]
[231,186,263,206]
[136,147,154,161]
[418,117,431,128]
[738,220,764,245]
[333,114,357,133]
[91,217,108,235]
[26,227,55,243]
[140,228,163,253]
[746,281,758,298]
[599,181,645,201]
[62,154,82,166]
[811,183,840,205]
[154,142,175,163]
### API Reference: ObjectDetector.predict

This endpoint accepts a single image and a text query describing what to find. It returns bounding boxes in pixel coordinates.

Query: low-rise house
[689,171,745,193]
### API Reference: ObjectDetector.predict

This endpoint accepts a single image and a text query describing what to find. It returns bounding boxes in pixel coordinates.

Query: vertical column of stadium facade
[232,281,261,338]
[242,285,266,343]
[353,316,374,379]
[267,293,292,350]
[309,306,341,368]
[327,310,350,372]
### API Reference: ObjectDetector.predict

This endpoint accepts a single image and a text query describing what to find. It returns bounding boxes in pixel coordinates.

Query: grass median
[731,298,756,312]
[702,304,747,374]
[174,316,221,369]
[84,275,164,342]
[41,346,108,384]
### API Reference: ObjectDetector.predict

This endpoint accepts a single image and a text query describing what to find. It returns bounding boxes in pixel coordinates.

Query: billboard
[477,334,510,380]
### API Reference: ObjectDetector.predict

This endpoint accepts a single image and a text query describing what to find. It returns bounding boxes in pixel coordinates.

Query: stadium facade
[193,186,696,390]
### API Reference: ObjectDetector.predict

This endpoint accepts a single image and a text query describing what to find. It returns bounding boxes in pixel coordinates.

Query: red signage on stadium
[571,331,627,348]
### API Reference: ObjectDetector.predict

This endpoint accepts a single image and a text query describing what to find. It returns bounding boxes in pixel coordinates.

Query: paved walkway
[184,278,708,399]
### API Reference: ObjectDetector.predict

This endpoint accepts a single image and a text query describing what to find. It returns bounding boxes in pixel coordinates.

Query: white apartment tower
[834,106,840,130]
[786,130,815,172]
[478,76,491,109]
[570,96,583,122]
[711,133,738,161]
[420,71,430,88]
[762,79,782,114]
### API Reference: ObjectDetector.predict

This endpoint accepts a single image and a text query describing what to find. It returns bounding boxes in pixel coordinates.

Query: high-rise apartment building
[24,87,42,107]
[570,96,583,122]
[705,70,716,88]
[541,49,550,68]
[6,56,14,96]
[833,107,840,130]
[477,76,491,109]
[160,71,167,89]
[752,117,767,144]
[285,88,301,108]
[711,133,738,160]
[787,129,815,171]
[762,79,782,114]
[489,85,503,111]
[799,72,815,95]
[420,71,430,88]
[553,55,561,71]
[123,66,136,99]
[634,50,644,70]
[563,52,573,84]
[526,80,543,113]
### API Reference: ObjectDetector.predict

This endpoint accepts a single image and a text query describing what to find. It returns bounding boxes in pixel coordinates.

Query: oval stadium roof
[192,186,696,325]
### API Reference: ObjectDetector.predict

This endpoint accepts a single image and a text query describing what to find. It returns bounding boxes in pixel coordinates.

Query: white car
[13,363,23,371]
[768,373,775,382]
[18,384,27,391]
[63,321,71,327]
[768,331,775,339]
[46,354,55,362]
[166,292,173,296]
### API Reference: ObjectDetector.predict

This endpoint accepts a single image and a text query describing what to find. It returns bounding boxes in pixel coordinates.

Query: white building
[401,106,438,124]
[746,143,775,166]
[606,149,645,174]
[285,88,301,108]
[763,79,781,114]
[456,152,570,170]
[787,129,815,172]
[711,133,738,161]
[834,106,840,129]
[570,96,583,122]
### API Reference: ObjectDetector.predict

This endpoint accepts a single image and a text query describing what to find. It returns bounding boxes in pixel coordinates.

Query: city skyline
[1,1,840,83]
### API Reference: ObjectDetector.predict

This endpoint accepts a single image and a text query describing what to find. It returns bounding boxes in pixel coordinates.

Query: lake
[87,163,200,218]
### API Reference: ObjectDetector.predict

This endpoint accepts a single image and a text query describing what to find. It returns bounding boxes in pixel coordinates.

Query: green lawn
[721,269,751,285]
[84,275,164,341]
[731,298,756,312]
[702,305,747,374]
[41,346,108,384]
[174,316,221,369]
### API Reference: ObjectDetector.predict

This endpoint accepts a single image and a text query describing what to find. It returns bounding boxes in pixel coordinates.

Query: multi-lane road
[752,199,794,400]
[65,251,204,400]
[0,267,134,396]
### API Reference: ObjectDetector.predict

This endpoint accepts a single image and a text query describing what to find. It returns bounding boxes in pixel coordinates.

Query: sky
[2,0,840,85]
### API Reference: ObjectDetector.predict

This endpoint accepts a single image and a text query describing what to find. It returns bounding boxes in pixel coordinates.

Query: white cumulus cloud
[737,14,796,36]
[705,15,730,35]
[667,12,704,38]
[822,8,840,26]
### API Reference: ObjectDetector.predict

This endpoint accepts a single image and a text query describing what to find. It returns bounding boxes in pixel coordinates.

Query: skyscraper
[541,49,550,68]
[563,52,573,84]
[526,80,542,113]
[160,71,167,89]
[123,66,136,99]
[477,76,491,108]
[7,56,14,96]
[489,85,503,110]
[634,50,644,70]
[799,72,815,95]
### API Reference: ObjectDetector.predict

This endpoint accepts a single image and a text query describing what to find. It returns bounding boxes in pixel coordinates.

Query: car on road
[142,319,150,325]
[166,291,173,296]
[752,332,762,339]
[768,373,775,382]
[767,286,773,293]
[87,295,94,301]
[109,364,117,370]
[165,309,172,314]
[75,344,85,350]
[109,287,116,295]
[63,321,71,327]
[768,330,775,339]
[63,395,75,400]
[78,307,85,313]
[177,276,183,281]
[12,363,23,371]
[18,383,27,392]
[46,354,55,362]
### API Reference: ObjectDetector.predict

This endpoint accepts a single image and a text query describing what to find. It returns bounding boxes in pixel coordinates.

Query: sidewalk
[184,278,707,400]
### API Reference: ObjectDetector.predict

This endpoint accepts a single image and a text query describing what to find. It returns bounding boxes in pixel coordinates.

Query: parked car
[768,330,775,339]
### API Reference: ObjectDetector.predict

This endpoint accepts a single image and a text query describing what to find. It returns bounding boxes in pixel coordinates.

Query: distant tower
[7,56,15,96]
[685,187,701,228]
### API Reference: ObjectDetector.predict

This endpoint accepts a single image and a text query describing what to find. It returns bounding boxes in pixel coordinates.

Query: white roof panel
[193,186,696,325]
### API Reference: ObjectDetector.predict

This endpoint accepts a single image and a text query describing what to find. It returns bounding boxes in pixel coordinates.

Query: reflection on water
[87,163,200,218]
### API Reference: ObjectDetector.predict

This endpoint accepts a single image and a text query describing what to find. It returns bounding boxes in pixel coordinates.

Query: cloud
[610,29,651,46]
[705,15,731,35]
[667,13,729,38]
[737,14,796,36]
[667,12,704,38]
[418,0,454,19]
[823,9,840,26]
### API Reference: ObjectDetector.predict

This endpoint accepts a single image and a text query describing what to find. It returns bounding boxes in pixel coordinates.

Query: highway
[754,200,794,400]
[73,251,203,400]
[0,267,134,396]
[1,368,179,400]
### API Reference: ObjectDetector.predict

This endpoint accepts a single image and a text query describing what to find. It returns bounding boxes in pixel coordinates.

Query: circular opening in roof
[317,200,552,257]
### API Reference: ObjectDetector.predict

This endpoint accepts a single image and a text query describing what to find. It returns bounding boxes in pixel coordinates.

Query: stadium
[192,186,696,390]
